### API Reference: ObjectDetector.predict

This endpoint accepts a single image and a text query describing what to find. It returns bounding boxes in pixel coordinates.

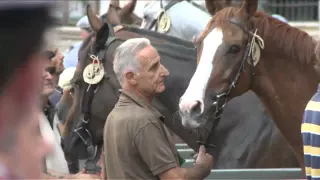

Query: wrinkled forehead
[138,45,160,64]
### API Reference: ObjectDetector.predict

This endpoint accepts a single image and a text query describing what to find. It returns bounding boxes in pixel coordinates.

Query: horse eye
[228,45,240,54]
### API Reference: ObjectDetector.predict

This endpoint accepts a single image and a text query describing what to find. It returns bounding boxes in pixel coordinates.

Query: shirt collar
[119,89,165,120]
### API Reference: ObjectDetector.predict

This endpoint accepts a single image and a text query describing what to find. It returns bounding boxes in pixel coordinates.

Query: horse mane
[253,11,316,65]
[202,7,316,65]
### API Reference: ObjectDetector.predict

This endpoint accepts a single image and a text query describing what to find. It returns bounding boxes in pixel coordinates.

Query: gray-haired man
[103,37,214,179]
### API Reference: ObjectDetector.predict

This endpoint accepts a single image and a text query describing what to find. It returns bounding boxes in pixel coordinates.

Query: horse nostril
[190,101,202,116]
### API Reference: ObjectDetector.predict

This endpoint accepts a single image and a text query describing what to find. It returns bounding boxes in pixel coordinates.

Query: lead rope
[249,29,265,56]
[248,29,264,87]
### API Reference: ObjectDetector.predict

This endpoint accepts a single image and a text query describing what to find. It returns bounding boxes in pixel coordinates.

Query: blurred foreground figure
[0,1,54,179]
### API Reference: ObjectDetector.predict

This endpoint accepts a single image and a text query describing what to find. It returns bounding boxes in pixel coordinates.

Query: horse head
[63,4,121,150]
[179,0,261,128]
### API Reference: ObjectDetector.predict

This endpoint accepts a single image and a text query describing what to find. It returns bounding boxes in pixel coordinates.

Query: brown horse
[179,0,319,172]
[61,3,301,174]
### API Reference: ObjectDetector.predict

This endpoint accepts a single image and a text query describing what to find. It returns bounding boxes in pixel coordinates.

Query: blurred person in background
[63,16,92,69]
[41,49,65,107]
[40,55,100,179]
[0,1,54,178]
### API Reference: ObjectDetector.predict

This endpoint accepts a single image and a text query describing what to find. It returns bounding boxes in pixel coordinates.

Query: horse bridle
[71,24,121,174]
[196,18,263,150]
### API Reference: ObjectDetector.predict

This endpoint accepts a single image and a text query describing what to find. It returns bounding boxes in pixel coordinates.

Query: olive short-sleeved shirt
[103,90,180,179]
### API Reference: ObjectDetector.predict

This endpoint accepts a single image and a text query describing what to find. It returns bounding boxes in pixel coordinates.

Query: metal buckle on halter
[74,126,97,159]
[82,117,90,123]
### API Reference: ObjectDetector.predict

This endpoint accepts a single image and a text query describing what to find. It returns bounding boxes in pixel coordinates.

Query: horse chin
[181,116,204,129]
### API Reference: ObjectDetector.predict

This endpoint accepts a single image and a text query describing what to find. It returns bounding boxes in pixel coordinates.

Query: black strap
[81,84,98,123]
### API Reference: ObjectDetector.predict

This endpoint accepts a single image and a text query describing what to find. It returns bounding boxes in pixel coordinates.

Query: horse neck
[251,29,318,160]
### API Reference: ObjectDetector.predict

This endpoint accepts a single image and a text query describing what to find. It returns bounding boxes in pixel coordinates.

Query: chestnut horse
[179,0,319,172]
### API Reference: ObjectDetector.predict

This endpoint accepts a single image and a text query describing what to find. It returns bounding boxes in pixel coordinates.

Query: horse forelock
[211,7,316,65]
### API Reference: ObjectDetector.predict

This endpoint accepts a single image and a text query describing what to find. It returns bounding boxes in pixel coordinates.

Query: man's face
[134,45,169,95]
[41,60,55,97]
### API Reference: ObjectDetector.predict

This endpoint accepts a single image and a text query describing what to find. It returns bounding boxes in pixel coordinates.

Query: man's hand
[51,49,64,74]
[194,145,214,176]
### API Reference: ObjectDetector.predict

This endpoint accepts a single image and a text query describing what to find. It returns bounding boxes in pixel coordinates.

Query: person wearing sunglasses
[40,49,100,179]
[41,49,65,107]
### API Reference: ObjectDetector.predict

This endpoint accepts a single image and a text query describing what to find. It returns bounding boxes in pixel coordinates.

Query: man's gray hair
[113,38,151,84]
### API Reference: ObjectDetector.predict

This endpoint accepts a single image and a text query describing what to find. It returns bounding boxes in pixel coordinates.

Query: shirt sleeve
[133,122,178,176]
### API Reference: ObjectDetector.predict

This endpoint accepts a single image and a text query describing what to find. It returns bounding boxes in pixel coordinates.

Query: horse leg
[84,144,102,174]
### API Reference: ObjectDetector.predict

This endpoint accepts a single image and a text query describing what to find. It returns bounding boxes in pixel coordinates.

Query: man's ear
[125,71,137,85]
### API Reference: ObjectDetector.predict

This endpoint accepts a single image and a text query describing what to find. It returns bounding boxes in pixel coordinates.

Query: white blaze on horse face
[179,28,223,115]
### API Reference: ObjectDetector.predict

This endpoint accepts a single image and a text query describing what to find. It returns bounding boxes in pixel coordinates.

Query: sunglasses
[45,67,56,75]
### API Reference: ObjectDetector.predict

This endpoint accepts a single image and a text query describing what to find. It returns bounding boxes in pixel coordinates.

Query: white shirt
[39,113,69,174]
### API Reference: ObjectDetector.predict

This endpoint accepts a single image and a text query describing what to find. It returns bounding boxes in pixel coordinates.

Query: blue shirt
[49,90,62,108]
[63,41,82,68]
[302,84,320,180]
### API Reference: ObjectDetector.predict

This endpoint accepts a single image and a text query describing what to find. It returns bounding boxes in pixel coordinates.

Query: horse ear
[205,0,232,16]
[240,0,258,18]
[87,4,102,32]
[119,0,137,24]
[95,23,110,50]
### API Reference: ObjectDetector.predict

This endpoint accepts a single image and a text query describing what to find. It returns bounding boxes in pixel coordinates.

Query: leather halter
[197,18,259,150]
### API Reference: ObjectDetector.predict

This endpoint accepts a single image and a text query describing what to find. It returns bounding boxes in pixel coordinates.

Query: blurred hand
[194,145,214,171]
